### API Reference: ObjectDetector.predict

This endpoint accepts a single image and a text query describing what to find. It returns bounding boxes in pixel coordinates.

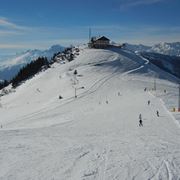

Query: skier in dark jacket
[139,113,142,120]
[139,114,143,126]
[139,119,143,126]
[156,110,159,117]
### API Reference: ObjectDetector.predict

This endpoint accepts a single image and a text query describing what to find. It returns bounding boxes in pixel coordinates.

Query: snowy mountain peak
[0,45,65,81]
[49,45,64,51]
[151,42,180,56]
[125,42,180,56]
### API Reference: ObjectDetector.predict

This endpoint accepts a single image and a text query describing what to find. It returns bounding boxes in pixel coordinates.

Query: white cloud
[0,16,33,41]
[0,44,26,49]
[0,30,24,36]
[119,0,165,10]
[0,38,87,50]
[0,17,28,30]
[115,25,180,45]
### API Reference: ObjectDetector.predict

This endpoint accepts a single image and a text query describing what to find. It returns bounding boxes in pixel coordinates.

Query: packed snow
[0,47,180,180]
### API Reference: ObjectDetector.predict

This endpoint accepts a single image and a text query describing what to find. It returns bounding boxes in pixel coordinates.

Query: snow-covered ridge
[0,47,178,128]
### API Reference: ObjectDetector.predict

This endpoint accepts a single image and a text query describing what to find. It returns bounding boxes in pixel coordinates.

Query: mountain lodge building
[88,36,110,49]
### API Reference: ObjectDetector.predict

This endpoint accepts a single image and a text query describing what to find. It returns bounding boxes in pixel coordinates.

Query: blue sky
[0,0,180,55]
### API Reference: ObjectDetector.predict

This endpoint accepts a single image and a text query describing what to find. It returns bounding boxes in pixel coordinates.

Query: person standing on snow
[139,113,142,120]
[139,114,143,126]
[148,100,150,105]
[156,110,159,117]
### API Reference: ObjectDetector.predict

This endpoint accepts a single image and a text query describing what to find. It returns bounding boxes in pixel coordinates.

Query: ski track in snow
[0,47,180,180]
[8,54,144,128]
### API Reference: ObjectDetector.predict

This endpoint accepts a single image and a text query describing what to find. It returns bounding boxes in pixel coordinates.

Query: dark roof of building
[95,36,110,41]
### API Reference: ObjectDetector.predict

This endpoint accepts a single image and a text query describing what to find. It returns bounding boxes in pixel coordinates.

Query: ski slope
[0,47,180,180]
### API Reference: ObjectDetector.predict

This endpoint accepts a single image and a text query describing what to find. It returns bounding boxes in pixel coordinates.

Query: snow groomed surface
[0,47,180,180]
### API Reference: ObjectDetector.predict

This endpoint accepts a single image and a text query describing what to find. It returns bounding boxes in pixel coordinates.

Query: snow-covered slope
[140,52,180,79]
[0,47,180,180]
[0,45,64,81]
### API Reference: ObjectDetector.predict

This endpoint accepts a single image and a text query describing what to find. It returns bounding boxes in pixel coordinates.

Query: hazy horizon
[0,0,180,56]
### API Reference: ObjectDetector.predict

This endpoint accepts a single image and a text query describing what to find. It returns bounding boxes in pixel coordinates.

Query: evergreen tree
[11,57,50,88]
[0,80,9,90]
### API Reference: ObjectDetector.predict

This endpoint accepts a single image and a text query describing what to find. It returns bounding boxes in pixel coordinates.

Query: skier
[156,110,159,117]
[139,114,143,126]
[148,100,150,105]
[139,119,143,127]
[73,69,78,75]
[59,95,63,99]
[37,88,41,92]
[144,87,147,92]
[139,113,142,120]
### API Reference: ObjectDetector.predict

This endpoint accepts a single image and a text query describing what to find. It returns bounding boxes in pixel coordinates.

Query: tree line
[11,57,49,87]
[0,80,8,90]
[0,57,49,90]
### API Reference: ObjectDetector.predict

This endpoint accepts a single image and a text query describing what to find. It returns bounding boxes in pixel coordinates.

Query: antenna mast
[178,83,180,111]
[89,28,91,42]
[154,77,156,91]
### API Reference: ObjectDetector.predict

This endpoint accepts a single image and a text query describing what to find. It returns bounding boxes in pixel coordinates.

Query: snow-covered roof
[95,36,110,41]
[94,36,110,41]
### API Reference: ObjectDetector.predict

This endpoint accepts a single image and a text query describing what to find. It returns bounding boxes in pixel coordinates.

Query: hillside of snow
[0,45,64,81]
[0,47,180,180]
[141,52,180,79]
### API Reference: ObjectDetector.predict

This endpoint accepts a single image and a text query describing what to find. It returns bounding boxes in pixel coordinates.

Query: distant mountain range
[124,43,151,53]
[0,45,64,81]
[151,42,180,56]
[125,42,180,56]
